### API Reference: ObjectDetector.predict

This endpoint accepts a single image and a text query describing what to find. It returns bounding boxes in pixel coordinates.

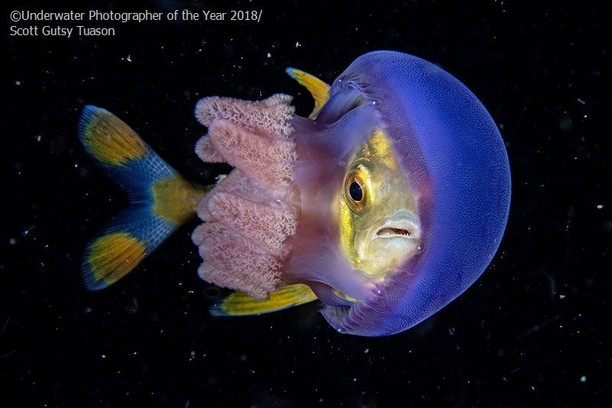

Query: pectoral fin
[210,283,317,316]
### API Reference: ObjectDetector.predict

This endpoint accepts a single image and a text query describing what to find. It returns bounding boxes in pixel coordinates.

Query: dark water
[3,0,611,406]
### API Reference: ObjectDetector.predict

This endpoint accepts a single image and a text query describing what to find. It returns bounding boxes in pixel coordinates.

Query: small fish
[79,51,510,336]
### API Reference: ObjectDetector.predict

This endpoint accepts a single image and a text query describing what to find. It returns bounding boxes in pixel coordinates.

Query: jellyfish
[79,51,510,336]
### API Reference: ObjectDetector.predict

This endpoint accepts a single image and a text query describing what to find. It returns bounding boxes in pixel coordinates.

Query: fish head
[338,129,421,281]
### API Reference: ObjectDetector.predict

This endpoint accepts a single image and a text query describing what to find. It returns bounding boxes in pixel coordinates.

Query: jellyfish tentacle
[194,94,295,137]
[206,119,296,187]
[192,95,300,299]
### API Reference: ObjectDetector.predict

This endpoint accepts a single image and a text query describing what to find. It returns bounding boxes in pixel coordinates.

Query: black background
[2,0,611,406]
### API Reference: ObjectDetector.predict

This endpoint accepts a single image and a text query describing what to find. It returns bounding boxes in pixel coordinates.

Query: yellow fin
[286,68,330,119]
[84,232,147,290]
[79,106,147,166]
[211,284,317,316]
[152,175,207,225]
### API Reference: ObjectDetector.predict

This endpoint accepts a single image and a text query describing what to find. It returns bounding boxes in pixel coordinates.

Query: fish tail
[78,105,206,290]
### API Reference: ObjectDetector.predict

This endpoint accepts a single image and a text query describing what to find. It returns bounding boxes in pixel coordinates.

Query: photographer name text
[9,9,264,38]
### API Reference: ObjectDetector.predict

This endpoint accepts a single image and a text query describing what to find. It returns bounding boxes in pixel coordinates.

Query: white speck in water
[267,52,272,58]
[559,294,566,299]
[35,135,42,142]
[9,238,16,245]
[22,225,34,237]
[295,41,301,48]
[580,375,587,383]
[596,204,604,209]
[127,54,132,62]
[364,348,369,354]
[577,98,586,105]
[449,327,456,335]
[15,80,22,86]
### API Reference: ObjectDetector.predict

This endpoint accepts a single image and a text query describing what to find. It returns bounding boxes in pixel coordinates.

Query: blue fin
[78,105,205,290]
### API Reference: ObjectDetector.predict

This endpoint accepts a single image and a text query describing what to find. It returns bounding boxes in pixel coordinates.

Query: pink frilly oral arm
[191,95,300,299]
[203,119,296,187]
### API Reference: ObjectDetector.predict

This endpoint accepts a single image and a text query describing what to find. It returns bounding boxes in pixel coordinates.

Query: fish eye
[344,169,367,213]
[349,181,363,202]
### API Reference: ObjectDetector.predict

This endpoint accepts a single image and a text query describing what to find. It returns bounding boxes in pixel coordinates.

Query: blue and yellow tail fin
[78,105,206,290]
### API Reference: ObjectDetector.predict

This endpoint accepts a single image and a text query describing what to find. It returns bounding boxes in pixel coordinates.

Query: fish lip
[373,210,420,240]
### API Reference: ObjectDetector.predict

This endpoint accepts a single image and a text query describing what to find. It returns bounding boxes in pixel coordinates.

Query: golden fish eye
[344,169,367,213]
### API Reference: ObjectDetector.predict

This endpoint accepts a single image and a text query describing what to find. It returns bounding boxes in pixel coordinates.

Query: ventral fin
[210,283,317,316]
[286,68,330,119]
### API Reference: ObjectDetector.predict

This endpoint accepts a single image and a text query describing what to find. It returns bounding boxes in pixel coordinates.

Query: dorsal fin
[286,68,330,119]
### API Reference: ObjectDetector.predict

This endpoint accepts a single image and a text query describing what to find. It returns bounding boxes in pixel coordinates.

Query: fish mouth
[376,226,414,238]
[359,210,421,279]
[374,211,420,240]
